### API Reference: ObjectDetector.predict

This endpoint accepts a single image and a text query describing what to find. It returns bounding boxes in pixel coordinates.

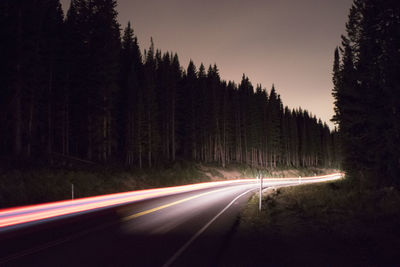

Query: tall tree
[0,1,339,171]
[120,22,142,165]
[332,0,400,186]
[67,0,121,162]
[143,38,158,167]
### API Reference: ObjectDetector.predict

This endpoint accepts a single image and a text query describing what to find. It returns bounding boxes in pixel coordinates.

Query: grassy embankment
[223,178,400,266]
[0,160,334,209]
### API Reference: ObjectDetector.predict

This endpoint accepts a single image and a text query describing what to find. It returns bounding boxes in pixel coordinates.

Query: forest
[332,0,400,187]
[0,0,339,170]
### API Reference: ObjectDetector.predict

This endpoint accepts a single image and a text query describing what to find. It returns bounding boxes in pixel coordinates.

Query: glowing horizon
[60,0,352,129]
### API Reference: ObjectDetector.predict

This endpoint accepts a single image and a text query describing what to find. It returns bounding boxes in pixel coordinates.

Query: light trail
[0,173,342,230]
[121,187,231,221]
[163,187,256,267]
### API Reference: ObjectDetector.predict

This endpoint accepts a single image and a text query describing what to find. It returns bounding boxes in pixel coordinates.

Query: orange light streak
[0,173,342,229]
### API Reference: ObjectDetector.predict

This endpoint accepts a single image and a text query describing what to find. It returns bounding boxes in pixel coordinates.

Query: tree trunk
[27,93,34,157]
[148,110,152,167]
[87,112,92,161]
[166,122,170,161]
[171,97,175,161]
[14,9,22,156]
[47,65,53,155]
[138,114,142,168]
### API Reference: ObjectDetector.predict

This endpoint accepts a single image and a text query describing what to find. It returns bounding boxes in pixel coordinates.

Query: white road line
[162,187,256,267]
[162,175,342,266]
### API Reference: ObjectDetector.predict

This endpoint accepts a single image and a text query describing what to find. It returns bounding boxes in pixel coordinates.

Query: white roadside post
[72,183,74,200]
[259,172,262,211]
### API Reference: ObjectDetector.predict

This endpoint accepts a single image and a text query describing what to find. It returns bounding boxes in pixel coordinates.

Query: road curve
[0,173,342,266]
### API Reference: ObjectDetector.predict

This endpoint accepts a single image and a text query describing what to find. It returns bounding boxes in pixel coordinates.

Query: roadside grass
[0,162,209,209]
[224,178,400,266]
[0,161,339,210]
[220,163,337,178]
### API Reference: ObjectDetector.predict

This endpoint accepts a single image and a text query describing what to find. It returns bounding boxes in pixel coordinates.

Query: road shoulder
[220,181,400,266]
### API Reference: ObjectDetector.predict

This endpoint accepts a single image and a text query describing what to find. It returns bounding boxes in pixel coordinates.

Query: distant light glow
[0,173,342,230]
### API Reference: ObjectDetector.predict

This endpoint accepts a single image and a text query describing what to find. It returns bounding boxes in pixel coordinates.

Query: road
[0,173,341,266]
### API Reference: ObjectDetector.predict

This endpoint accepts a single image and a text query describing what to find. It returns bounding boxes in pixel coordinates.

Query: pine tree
[143,38,158,167]
[170,53,181,161]
[65,0,121,162]
[120,22,142,165]
[0,0,65,158]
[0,0,340,171]
[181,60,197,158]
[267,85,281,167]
[332,0,400,186]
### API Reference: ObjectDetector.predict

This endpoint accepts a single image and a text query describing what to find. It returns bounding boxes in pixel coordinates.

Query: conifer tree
[332,0,400,186]
[120,22,142,165]
[143,38,158,167]
[0,0,340,171]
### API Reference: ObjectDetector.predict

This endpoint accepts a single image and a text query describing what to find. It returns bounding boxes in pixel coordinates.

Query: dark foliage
[0,0,339,169]
[332,0,400,187]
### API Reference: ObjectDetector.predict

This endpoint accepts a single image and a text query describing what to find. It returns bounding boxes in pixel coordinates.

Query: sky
[60,0,353,129]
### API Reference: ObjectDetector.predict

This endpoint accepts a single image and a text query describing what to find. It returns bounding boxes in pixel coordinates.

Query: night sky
[60,0,353,129]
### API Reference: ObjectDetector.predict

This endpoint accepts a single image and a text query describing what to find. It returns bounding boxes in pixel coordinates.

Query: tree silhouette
[332,0,400,187]
[0,0,339,171]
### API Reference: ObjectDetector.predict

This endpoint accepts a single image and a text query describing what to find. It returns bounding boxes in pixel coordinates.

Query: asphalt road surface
[0,173,341,266]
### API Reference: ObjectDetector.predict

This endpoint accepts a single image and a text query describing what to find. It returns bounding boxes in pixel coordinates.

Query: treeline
[0,0,339,169]
[332,0,400,186]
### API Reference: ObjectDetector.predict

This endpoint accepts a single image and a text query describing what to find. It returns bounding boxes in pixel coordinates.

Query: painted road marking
[121,187,233,221]
[162,187,256,267]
